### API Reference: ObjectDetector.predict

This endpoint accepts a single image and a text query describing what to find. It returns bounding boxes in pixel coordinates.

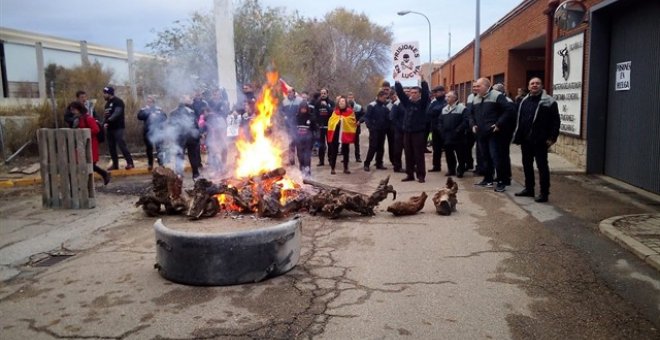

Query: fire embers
[135,167,310,219]
[210,167,310,218]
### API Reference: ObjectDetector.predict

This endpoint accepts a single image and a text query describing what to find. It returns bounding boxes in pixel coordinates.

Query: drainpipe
[544,0,560,94]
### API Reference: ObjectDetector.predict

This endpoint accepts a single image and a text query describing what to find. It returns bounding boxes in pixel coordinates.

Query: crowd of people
[65,76,559,202]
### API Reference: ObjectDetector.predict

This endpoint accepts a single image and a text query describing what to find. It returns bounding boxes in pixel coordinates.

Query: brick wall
[438,0,605,171]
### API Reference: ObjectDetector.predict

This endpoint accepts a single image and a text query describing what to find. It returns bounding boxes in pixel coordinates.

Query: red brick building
[435,0,660,194]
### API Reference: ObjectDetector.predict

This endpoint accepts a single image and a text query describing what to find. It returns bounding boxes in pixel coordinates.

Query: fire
[234,71,283,178]
[212,71,308,216]
[276,178,299,205]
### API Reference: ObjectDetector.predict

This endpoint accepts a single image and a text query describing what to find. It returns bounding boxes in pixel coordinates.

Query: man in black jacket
[395,80,430,183]
[169,95,201,180]
[137,96,167,170]
[103,86,134,170]
[426,85,447,172]
[513,77,560,202]
[469,78,515,192]
[388,91,405,173]
[314,88,334,166]
[438,90,469,177]
[363,90,390,171]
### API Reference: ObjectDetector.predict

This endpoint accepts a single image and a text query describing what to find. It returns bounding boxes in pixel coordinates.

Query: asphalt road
[0,155,659,339]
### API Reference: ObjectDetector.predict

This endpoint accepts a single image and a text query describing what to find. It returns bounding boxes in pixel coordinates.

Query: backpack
[96,120,105,143]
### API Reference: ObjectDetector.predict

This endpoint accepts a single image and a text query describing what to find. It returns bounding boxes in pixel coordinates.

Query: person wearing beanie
[102,86,134,170]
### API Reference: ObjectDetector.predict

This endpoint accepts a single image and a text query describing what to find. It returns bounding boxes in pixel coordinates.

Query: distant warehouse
[0,27,152,99]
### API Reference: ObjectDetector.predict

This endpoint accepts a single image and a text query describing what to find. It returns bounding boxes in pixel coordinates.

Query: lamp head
[397,10,411,16]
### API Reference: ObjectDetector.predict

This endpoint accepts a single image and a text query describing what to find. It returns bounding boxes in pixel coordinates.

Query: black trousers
[431,129,443,170]
[317,127,328,164]
[386,126,398,168]
[176,138,201,178]
[296,137,313,174]
[498,131,514,183]
[143,133,163,167]
[354,125,362,161]
[464,130,476,170]
[444,142,466,175]
[521,141,550,195]
[391,128,405,171]
[328,140,349,170]
[107,128,133,167]
[403,131,427,180]
[364,129,387,167]
[93,163,108,180]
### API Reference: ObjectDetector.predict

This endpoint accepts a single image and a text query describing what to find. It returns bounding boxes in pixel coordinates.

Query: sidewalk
[599,214,660,271]
[0,156,159,188]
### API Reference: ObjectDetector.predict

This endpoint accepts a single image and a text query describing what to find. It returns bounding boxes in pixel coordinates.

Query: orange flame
[276,178,298,205]
[234,71,283,178]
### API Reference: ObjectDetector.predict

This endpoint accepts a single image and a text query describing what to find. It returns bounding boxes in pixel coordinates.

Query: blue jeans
[477,133,509,183]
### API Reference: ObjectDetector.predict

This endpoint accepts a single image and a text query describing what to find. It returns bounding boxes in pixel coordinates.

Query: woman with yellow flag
[327,96,358,174]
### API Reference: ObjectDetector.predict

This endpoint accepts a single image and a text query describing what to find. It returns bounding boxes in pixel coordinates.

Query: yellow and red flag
[327,108,357,144]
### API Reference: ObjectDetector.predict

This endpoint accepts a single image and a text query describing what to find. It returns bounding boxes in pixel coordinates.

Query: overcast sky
[1,0,522,61]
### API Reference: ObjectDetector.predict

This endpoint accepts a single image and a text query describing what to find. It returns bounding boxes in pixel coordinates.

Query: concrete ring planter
[153,218,302,286]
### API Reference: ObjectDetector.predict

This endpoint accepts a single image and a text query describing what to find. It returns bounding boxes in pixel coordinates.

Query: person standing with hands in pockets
[513,77,560,203]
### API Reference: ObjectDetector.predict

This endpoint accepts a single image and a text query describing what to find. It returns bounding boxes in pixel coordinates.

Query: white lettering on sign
[615,61,631,91]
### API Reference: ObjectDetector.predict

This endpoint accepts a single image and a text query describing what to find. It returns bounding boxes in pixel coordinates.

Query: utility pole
[474,0,481,80]
[448,26,451,59]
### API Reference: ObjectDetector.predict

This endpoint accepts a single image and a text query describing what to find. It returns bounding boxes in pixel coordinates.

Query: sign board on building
[552,32,584,136]
[392,41,421,81]
[615,61,631,91]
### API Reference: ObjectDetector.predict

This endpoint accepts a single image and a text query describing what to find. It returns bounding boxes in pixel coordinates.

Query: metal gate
[604,0,660,194]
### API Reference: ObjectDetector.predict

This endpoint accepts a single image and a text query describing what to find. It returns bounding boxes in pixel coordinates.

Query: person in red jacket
[69,101,111,185]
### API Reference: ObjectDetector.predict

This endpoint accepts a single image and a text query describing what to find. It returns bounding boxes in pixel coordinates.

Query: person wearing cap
[102,86,134,170]
[426,85,447,173]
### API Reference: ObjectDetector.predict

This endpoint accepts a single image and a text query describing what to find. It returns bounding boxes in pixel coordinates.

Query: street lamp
[397,10,432,81]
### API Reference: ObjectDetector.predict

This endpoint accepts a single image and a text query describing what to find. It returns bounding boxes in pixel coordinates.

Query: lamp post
[397,10,432,82]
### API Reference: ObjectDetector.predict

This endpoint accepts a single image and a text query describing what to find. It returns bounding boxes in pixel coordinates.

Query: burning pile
[136,71,396,220]
[137,72,309,218]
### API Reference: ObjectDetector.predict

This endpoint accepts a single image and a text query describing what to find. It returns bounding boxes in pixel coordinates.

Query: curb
[599,215,660,272]
[0,165,194,189]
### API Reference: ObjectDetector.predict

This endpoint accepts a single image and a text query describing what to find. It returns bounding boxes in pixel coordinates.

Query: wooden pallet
[37,128,95,209]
